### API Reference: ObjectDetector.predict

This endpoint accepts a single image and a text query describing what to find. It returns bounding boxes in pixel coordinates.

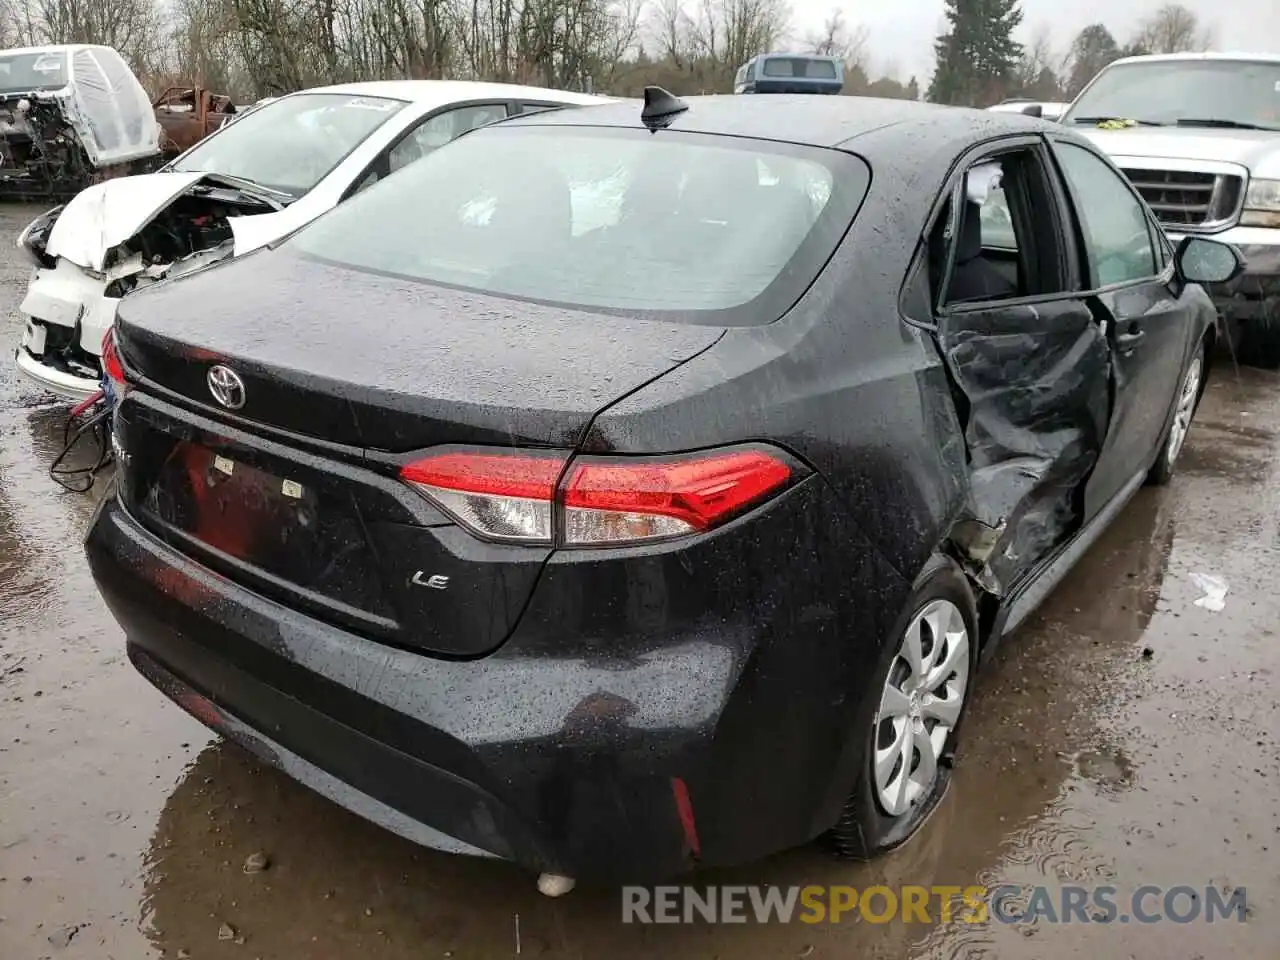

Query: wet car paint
[87,101,1221,882]
[3,198,1279,960]
[112,250,727,452]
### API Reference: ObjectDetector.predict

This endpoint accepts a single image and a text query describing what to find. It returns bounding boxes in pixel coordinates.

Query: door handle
[1116,328,1146,352]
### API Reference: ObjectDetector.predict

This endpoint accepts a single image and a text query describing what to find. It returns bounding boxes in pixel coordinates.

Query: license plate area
[152,443,320,565]
[139,438,398,628]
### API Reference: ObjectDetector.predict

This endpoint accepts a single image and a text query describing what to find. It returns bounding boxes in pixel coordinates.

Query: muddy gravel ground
[1,202,1277,960]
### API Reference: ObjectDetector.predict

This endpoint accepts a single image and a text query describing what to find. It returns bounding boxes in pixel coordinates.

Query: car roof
[1111,51,1280,66]
[499,94,1053,149]
[295,79,615,107]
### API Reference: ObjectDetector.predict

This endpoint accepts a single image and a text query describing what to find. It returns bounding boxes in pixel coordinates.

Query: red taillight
[399,445,794,546]
[101,328,128,393]
[562,450,793,544]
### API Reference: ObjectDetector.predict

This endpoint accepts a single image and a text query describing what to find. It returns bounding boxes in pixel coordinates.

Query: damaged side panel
[937,298,1112,595]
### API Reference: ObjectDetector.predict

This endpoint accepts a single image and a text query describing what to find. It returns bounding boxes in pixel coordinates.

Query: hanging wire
[49,389,115,494]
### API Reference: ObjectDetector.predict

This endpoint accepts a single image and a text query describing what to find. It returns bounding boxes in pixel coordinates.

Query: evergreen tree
[928,0,1024,106]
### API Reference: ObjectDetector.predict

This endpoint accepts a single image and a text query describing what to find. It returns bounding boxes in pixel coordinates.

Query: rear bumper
[86,479,907,881]
[127,644,500,860]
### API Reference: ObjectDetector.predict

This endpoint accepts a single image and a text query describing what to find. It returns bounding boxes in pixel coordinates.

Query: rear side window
[288,125,869,324]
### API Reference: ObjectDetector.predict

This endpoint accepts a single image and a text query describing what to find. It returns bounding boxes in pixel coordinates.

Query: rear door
[920,136,1113,596]
[1046,137,1192,519]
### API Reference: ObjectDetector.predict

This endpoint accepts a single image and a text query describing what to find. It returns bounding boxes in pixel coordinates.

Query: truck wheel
[1236,313,1280,370]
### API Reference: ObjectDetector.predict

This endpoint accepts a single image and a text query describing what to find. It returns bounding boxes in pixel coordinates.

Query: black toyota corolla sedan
[85,90,1244,885]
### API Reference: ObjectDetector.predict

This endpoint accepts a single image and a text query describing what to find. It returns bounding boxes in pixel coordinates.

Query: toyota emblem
[207,365,246,410]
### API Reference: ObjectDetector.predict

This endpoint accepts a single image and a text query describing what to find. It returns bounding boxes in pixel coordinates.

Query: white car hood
[44,171,299,272]
[45,172,209,270]
[1077,127,1280,179]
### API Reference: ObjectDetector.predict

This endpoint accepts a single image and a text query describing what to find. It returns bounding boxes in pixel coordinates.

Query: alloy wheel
[872,598,970,818]
[1166,353,1203,468]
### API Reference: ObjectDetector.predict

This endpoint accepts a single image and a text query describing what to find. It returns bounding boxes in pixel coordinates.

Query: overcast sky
[786,0,1280,85]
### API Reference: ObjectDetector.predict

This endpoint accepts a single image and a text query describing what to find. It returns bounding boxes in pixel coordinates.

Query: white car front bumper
[13,259,119,401]
[14,344,99,400]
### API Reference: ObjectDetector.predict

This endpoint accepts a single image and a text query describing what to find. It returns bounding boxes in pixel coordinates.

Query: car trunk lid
[115,251,722,451]
[112,250,725,657]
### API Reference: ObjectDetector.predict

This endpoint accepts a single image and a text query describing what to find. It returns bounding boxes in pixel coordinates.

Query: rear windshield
[288,125,869,323]
[762,57,839,79]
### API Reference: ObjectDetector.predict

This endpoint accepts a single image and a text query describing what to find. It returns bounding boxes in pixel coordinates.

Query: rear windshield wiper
[1174,118,1280,131]
[1068,116,1167,127]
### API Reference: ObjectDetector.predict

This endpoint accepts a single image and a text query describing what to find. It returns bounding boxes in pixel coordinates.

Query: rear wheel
[828,560,977,859]
[1147,340,1205,487]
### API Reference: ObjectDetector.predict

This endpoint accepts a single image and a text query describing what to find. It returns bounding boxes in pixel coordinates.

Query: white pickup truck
[1062,52,1280,367]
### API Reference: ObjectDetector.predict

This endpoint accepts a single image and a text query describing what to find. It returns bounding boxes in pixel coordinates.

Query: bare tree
[0,0,923,109]
[687,0,789,75]
[20,0,164,68]
[165,0,246,91]
[647,0,694,66]
[1015,23,1058,99]
[1131,3,1213,55]
[804,6,867,73]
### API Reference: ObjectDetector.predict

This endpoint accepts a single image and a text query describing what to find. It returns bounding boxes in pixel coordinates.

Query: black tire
[1235,313,1280,370]
[827,557,979,860]
[1147,338,1207,487]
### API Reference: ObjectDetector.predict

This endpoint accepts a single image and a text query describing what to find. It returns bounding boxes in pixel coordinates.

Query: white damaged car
[13,79,612,399]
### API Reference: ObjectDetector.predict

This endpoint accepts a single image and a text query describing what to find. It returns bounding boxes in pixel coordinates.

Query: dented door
[935,298,1113,595]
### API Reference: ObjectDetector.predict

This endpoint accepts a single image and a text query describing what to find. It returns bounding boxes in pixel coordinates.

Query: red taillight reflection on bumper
[399,445,794,547]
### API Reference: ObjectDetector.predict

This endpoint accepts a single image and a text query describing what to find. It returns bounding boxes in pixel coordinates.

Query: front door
[1047,138,1191,519]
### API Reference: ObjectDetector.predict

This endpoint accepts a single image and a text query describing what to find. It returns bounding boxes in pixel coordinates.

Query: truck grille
[1119,168,1244,230]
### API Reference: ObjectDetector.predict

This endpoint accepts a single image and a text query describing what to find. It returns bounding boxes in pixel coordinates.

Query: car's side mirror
[1020,104,1043,118]
[1175,235,1246,285]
